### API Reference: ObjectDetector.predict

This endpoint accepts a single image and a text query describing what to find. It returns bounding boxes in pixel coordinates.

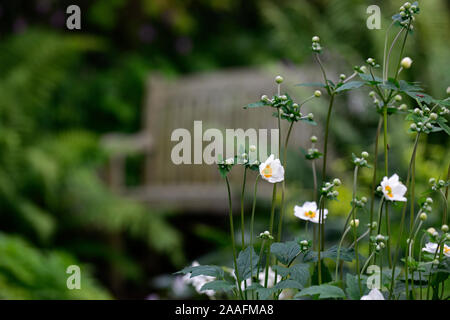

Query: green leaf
[335,81,364,93]
[289,264,310,286]
[323,245,356,262]
[243,101,266,109]
[273,279,303,290]
[200,280,235,293]
[346,274,368,300]
[270,241,301,265]
[175,265,224,279]
[271,265,290,277]
[295,82,327,88]
[295,284,346,300]
[236,246,259,280]
[436,118,450,136]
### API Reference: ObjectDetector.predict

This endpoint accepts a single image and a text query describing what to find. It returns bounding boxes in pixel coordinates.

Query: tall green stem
[240,167,248,248]
[388,132,421,298]
[351,166,362,295]
[264,184,277,288]
[369,118,383,257]
[225,176,244,299]
[382,107,392,268]
[249,175,259,299]
[322,94,335,181]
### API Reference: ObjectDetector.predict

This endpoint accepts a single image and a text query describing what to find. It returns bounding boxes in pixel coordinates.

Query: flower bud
[369,91,376,98]
[371,221,378,229]
[333,178,342,186]
[419,213,427,221]
[361,196,368,203]
[332,191,339,197]
[426,197,433,204]
[350,219,360,228]
[401,57,413,69]
[310,135,318,143]
[410,123,417,131]
[376,186,382,192]
[361,151,369,159]
[379,242,385,249]
[261,94,269,102]
[427,227,437,236]
[292,103,299,109]
[300,240,308,245]
[312,36,320,42]
[429,113,438,121]
[275,76,284,84]
[395,95,402,101]
[376,234,384,242]
[432,259,439,265]
[398,104,407,111]
[281,95,287,100]
[339,74,346,80]
[429,178,436,185]
[404,2,411,9]
[314,90,322,97]
[225,158,234,165]
[360,66,367,73]
[447,87,450,95]
[442,225,449,232]
[376,245,381,251]
[307,113,314,120]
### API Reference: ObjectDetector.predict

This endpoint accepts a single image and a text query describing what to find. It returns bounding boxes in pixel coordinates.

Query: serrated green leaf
[295,284,346,299]
[436,118,450,135]
[200,280,235,292]
[289,264,310,286]
[243,101,267,109]
[236,246,259,281]
[346,274,368,300]
[335,81,364,93]
[175,265,224,278]
[271,241,301,265]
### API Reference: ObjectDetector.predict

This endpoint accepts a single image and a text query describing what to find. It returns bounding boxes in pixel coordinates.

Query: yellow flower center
[445,246,450,254]
[262,165,272,178]
[385,185,394,198]
[304,210,316,219]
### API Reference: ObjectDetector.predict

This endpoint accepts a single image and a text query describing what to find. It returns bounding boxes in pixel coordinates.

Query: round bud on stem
[333,178,341,186]
[314,90,322,97]
[361,151,369,159]
[442,225,449,232]
[429,178,436,185]
[350,219,360,228]
[307,113,314,120]
[399,104,407,111]
[312,36,320,42]
[447,87,450,95]
[395,95,402,101]
[339,74,346,80]
[419,213,427,221]
[361,196,368,203]
[410,123,417,131]
[429,113,438,121]
[275,76,284,84]
[401,57,413,69]
[310,135,318,143]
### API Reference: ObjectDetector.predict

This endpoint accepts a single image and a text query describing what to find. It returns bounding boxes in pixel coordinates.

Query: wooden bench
[101,66,324,213]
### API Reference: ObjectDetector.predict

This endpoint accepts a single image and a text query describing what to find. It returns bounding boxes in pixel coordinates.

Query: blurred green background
[0,0,448,299]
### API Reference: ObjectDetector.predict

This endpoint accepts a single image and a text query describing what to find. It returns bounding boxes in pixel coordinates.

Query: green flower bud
[310,135,318,143]
[419,213,427,221]
[333,178,342,186]
[361,151,369,159]
[429,113,438,120]
[395,95,402,101]
[314,90,322,97]
[275,76,284,84]
[442,225,449,232]
[312,36,320,42]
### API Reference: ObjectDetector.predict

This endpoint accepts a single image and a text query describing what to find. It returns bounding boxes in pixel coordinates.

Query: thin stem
[264,183,277,288]
[225,176,244,299]
[249,175,260,298]
[322,94,335,181]
[335,226,351,281]
[369,117,383,257]
[351,166,362,295]
[317,195,324,285]
[240,167,248,248]
[389,132,421,299]
[382,106,392,268]
[361,251,376,275]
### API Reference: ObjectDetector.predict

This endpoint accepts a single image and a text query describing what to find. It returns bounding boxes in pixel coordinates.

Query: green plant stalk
[418,232,427,300]
[240,166,248,248]
[426,237,446,300]
[322,94,335,181]
[335,226,351,281]
[361,251,376,275]
[274,122,294,286]
[369,117,383,257]
[225,176,244,300]
[249,175,260,300]
[351,166,362,295]
[264,183,277,288]
[388,133,421,299]
[382,106,393,268]
[317,196,324,285]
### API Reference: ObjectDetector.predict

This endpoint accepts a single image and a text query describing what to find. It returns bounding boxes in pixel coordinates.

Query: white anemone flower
[294,201,328,224]
[422,242,450,257]
[361,288,385,300]
[259,154,284,183]
[380,174,407,202]
[240,266,282,291]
